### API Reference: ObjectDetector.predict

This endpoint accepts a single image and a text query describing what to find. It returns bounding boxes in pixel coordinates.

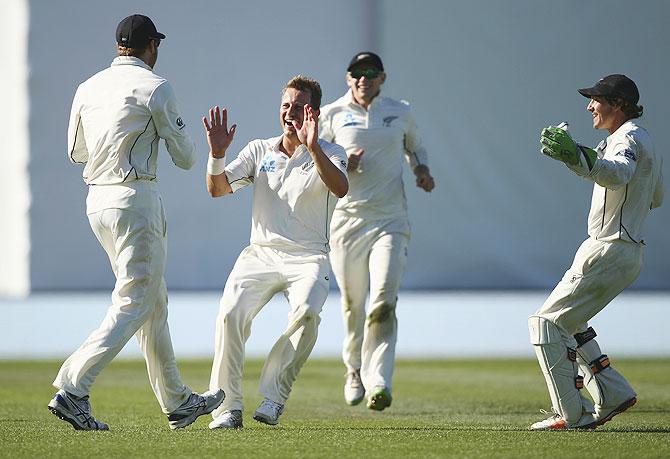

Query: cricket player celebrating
[319,52,435,410]
[529,74,663,430]
[204,76,348,429]
[49,15,225,431]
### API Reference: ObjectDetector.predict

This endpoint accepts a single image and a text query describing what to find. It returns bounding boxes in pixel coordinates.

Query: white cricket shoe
[209,409,243,429]
[47,390,109,431]
[530,409,596,430]
[253,398,284,425]
[167,389,225,430]
[344,370,365,406]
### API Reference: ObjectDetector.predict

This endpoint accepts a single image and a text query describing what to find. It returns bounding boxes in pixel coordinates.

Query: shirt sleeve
[402,107,428,170]
[589,135,638,189]
[224,142,257,192]
[149,81,196,170]
[325,142,348,175]
[67,88,89,164]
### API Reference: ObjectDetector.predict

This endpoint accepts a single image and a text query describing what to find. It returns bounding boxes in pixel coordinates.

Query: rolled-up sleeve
[149,81,196,170]
[225,142,257,192]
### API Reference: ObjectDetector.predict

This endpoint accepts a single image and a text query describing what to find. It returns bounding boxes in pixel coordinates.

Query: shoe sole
[47,401,108,431]
[596,397,637,427]
[367,391,392,411]
[253,413,279,425]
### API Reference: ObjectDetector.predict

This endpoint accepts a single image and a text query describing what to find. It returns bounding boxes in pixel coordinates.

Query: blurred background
[1,0,668,358]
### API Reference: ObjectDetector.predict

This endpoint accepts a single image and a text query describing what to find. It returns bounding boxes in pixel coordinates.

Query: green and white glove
[540,126,597,171]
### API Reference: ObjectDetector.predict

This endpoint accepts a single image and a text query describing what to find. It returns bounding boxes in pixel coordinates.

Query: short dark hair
[116,42,151,57]
[282,75,322,110]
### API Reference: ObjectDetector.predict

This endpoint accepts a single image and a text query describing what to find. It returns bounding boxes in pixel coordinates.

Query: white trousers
[330,221,409,394]
[535,237,643,343]
[53,184,191,413]
[210,245,330,415]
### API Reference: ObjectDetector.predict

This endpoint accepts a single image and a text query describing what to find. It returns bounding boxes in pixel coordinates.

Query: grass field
[1,358,669,458]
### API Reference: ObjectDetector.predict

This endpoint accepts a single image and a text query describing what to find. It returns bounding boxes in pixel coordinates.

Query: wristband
[207,156,226,176]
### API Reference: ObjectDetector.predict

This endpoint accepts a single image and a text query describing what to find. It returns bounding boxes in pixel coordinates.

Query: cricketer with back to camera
[48,14,224,432]
[529,74,663,430]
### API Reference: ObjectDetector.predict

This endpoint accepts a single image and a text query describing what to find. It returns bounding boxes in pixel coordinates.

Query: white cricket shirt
[319,90,428,223]
[224,136,348,254]
[67,56,196,187]
[584,120,663,243]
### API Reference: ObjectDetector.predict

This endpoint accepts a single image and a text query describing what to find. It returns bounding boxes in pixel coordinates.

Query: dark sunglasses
[349,68,381,79]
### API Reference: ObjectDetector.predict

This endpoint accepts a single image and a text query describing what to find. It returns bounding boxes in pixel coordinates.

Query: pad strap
[590,354,610,374]
[574,327,597,347]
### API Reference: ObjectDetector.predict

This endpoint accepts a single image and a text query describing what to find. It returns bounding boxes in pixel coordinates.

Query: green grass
[1,358,669,458]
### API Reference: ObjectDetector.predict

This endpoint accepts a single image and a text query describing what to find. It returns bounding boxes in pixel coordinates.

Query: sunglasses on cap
[349,68,381,79]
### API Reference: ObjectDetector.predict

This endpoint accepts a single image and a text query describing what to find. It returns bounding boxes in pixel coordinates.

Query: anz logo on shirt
[259,155,276,173]
[342,113,359,127]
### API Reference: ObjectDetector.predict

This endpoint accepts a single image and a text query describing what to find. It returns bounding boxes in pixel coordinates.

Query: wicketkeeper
[529,74,663,430]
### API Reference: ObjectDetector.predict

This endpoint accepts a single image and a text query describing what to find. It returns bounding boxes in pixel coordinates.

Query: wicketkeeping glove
[540,127,597,171]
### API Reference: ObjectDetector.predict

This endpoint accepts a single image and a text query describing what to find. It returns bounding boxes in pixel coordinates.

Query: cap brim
[152,32,166,40]
[347,59,382,71]
[578,87,600,98]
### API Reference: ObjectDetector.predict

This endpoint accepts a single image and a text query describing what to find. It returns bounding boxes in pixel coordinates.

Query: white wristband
[207,156,226,176]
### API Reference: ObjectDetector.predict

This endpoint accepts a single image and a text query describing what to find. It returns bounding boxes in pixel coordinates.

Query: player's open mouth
[285,119,296,128]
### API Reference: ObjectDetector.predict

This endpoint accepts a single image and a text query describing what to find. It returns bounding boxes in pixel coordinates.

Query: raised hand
[296,105,319,151]
[203,106,237,158]
[347,149,365,172]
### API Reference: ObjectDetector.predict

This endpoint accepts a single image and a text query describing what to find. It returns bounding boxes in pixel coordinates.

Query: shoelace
[346,371,362,387]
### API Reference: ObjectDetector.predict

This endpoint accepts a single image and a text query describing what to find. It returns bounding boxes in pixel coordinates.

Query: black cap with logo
[116,14,165,48]
[578,74,639,104]
[347,52,384,72]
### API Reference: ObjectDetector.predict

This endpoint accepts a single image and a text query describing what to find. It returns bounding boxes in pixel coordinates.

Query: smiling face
[279,87,312,138]
[346,65,386,108]
[587,96,625,134]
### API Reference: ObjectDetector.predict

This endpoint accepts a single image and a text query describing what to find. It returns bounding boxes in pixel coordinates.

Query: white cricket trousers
[330,223,409,394]
[210,244,330,415]
[535,237,644,343]
[53,182,191,413]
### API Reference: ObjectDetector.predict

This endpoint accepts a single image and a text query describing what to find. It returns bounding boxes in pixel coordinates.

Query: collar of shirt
[270,135,311,160]
[110,56,153,71]
[344,89,384,110]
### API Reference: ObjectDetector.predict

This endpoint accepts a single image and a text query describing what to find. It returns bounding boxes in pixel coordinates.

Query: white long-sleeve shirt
[67,56,196,186]
[224,136,348,254]
[319,91,428,223]
[571,120,663,243]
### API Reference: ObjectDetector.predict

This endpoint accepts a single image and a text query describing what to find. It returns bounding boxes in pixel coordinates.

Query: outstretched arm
[203,106,237,197]
[297,105,349,198]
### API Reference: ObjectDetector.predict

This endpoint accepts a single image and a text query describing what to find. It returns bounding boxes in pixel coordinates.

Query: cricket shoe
[47,390,109,431]
[594,397,637,427]
[209,409,243,429]
[367,386,392,411]
[530,409,597,430]
[253,398,284,425]
[344,370,365,406]
[167,389,225,430]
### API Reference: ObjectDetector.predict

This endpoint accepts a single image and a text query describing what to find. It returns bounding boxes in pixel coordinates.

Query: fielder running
[529,74,663,430]
[204,76,348,429]
[49,14,224,431]
[319,52,435,410]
